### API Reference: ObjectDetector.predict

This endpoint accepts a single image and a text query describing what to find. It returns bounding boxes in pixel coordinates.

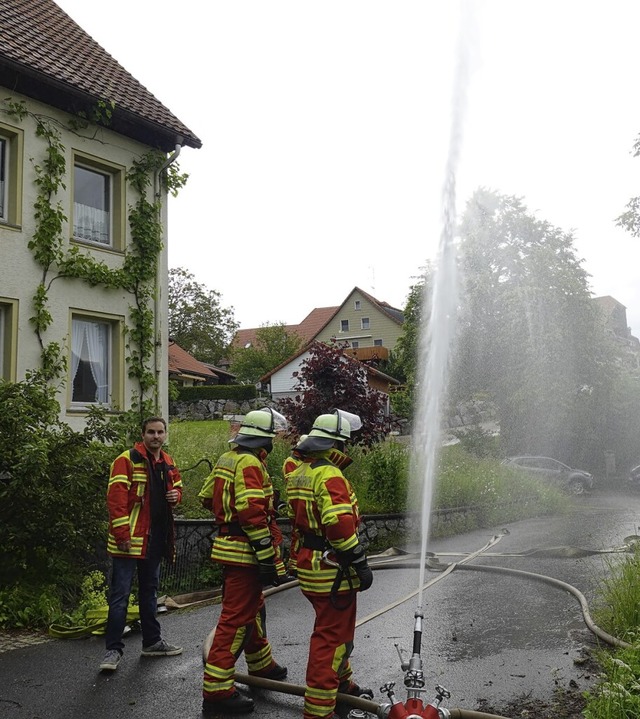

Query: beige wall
[313,288,403,351]
[0,91,170,430]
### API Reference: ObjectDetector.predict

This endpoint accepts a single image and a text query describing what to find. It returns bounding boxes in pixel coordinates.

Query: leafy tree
[229,323,303,384]
[278,342,387,447]
[168,267,238,365]
[451,188,609,466]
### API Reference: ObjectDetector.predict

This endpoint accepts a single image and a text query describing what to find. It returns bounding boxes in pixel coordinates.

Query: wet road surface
[1,490,638,718]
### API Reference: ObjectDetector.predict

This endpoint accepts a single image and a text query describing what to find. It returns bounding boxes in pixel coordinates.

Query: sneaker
[248,662,288,681]
[202,690,254,715]
[99,649,122,671]
[141,639,183,656]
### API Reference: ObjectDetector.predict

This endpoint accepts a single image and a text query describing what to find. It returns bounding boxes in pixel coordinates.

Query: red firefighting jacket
[106,442,182,559]
[286,447,362,594]
[198,447,276,567]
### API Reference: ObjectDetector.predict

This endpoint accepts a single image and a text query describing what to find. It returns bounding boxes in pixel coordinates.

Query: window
[351,341,359,349]
[374,339,383,346]
[0,299,18,381]
[341,319,349,332]
[70,314,123,407]
[361,317,370,330]
[0,124,24,226]
[72,154,124,250]
[354,300,361,310]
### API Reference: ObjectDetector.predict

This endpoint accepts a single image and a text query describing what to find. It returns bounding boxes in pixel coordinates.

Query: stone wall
[169,398,270,421]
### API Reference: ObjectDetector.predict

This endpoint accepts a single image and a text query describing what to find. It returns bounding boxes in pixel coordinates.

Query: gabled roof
[347,287,404,324]
[230,308,340,351]
[0,0,201,151]
[168,341,216,380]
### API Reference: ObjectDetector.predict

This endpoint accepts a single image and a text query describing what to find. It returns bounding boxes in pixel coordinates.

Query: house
[229,287,404,366]
[0,0,200,429]
[592,295,640,371]
[168,341,218,387]
[259,341,401,415]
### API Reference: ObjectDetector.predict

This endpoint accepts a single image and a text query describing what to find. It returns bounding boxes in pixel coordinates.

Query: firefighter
[281,434,307,577]
[287,412,374,719]
[199,408,289,715]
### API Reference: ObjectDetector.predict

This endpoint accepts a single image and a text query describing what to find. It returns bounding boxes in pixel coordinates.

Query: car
[501,456,594,495]
[628,464,640,491]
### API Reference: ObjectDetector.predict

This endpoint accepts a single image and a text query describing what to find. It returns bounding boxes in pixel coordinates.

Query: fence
[159,507,476,595]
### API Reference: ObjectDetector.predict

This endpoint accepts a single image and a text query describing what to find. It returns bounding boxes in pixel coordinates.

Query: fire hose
[202,533,632,718]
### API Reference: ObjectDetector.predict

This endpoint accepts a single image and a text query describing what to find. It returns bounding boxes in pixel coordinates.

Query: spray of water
[411,5,473,610]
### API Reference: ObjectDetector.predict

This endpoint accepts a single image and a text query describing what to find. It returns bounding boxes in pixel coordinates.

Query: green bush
[0,374,123,591]
[176,384,257,402]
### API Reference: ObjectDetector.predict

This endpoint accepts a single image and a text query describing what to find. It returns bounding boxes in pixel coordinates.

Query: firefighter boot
[202,690,254,715]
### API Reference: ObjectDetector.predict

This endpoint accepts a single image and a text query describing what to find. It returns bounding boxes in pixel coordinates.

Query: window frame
[374,338,383,347]
[361,317,370,330]
[354,300,361,310]
[0,298,18,381]
[0,123,24,227]
[340,319,349,332]
[71,152,125,252]
[68,310,124,411]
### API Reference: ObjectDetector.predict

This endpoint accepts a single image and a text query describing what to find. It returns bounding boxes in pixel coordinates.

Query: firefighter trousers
[302,590,356,719]
[203,564,277,699]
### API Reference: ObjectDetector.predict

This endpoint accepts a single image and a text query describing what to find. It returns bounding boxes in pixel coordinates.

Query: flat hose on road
[233,672,514,719]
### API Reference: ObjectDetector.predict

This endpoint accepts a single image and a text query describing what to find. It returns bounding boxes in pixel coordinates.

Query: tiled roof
[168,341,215,379]
[230,308,339,350]
[0,0,201,150]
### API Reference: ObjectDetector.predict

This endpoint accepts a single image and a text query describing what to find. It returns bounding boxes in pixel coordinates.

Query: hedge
[176,384,258,401]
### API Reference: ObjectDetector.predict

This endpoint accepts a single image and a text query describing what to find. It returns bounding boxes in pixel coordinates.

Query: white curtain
[72,319,109,403]
[73,202,110,244]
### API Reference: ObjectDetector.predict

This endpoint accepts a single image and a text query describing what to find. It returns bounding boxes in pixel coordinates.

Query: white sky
[54,0,640,336]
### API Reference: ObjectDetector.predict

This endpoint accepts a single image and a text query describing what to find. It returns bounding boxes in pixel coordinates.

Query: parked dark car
[628,464,640,491]
[501,456,594,495]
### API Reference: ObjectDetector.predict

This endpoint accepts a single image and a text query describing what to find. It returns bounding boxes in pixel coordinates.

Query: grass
[583,546,640,719]
[166,420,570,524]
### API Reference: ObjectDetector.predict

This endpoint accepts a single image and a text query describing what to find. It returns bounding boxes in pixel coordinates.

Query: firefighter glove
[354,559,373,592]
[336,542,367,569]
[257,559,279,587]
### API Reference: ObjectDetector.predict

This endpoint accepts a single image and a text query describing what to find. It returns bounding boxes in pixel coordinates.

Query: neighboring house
[201,363,237,386]
[259,341,401,415]
[0,0,200,429]
[312,287,404,356]
[230,287,404,362]
[168,341,218,387]
[592,295,640,371]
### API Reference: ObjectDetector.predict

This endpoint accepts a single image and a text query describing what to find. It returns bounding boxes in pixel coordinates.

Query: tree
[278,342,387,447]
[229,323,303,383]
[168,267,238,365]
[451,188,609,465]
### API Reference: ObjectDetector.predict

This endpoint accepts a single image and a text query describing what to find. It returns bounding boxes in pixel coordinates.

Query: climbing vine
[1,98,187,425]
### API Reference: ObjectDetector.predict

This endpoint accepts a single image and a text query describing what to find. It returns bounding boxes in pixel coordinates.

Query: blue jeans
[105,549,163,653]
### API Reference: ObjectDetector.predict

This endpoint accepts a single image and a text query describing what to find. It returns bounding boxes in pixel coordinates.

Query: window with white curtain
[73,164,111,245]
[71,317,111,404]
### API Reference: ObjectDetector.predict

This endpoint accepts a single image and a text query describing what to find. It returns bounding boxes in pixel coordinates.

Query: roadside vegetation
[167,419,569,526]
[582,545,640,718]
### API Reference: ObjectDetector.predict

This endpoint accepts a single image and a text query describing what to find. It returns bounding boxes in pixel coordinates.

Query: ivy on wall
[1,98,187,423]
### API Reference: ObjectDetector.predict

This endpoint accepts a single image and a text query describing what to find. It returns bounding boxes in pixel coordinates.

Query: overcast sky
[54,0,640,335]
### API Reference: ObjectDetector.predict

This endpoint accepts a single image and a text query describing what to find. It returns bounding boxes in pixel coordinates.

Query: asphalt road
[1,490,639,719]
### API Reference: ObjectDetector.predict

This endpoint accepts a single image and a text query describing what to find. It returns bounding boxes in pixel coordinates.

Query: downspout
[153,143,182,413]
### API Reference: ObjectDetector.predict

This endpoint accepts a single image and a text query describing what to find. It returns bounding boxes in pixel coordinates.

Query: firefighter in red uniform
[199,408,289,715]
[287,412,374,719]
[281,434,307,577]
